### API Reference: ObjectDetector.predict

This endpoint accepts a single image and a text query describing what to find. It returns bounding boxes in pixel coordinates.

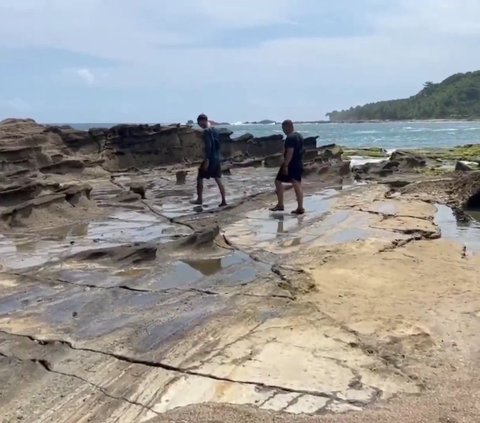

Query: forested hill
[327,71,480,122]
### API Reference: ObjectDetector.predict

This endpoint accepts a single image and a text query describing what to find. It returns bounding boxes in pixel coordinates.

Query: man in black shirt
[270,119,304,214]
[192,114,227,207]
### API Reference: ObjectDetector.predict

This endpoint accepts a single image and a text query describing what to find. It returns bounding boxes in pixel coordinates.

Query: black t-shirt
[203,128,220,162]
[284,132,304,167]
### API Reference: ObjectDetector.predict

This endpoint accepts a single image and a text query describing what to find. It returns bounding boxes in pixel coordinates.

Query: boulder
[352,161,395,180]
[390,150,426,168]
[303,136,318,150]
[448,171,480,209]
[318,144,343,160]
[0,182,93,228]
[232,133,254,143]
[99,124,204,170]
[246,135,284,158]
[254,134,284,143]
[264,154,284,168]
[216,128,234,143]
[317,160,351,179]
[455,161,472,172]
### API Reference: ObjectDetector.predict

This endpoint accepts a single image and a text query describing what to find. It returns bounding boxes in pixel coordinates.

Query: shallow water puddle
[135,251,260,291]
[223,190,341,249]
[49,250,260,293]
[157,167,277,218]
[0,210,191,271]
[435,204,480,254]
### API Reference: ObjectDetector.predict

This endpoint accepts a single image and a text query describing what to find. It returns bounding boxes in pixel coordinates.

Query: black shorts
[198,161,221,180]
[276,164,303,183]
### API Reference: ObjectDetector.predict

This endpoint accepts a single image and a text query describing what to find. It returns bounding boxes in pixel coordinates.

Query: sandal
[269,205,285,212]
[291,208,305,215]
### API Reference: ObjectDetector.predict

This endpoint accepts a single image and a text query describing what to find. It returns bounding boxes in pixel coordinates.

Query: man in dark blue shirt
[193,114,227,206]
[270,119,304,214]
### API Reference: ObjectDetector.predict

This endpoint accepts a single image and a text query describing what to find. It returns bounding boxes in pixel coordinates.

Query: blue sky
[1,0,480,123]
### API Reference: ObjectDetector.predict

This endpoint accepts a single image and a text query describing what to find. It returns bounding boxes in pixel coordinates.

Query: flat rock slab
[2,181,479,422]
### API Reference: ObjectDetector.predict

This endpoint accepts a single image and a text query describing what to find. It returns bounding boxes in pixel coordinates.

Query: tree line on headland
[327,70,480,122]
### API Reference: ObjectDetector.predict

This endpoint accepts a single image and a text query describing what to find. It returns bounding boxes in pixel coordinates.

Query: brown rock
[176,170,188,185]
[390,150,426,168]
[264,154,284,168]
[318,144,343,160]
[129,183,146,199]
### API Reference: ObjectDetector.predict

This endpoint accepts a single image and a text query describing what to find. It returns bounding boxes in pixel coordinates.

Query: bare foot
[269,205,285,212]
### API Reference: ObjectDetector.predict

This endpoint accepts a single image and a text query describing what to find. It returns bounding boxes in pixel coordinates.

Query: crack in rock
[0,351,160,415]
[376,236,427,254]
[9,272,291,302]
[0,330,349,403]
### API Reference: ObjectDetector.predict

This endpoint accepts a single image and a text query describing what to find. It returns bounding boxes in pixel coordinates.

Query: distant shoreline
[48,118,480,130]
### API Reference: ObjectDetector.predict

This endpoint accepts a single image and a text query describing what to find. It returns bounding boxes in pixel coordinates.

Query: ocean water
[68,121,480,150]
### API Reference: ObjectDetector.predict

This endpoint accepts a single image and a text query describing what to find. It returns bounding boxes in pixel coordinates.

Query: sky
[0,0,480,123]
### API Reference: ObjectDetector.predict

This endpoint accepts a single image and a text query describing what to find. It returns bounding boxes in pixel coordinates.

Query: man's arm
[282,135,295,172]
[282,148,294,171]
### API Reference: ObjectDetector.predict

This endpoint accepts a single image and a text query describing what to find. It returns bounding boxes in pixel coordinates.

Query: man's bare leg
[214,178,227,206]
[194,178,203,204]
[270,179,285,211]
[292,180,304,213]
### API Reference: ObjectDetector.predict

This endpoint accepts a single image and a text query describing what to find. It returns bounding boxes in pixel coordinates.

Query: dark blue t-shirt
[284,132,304,167]
[203,128,220,162]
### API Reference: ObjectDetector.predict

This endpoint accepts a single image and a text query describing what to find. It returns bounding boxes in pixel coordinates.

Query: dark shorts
[276,164,303,183]
[198,161,221,180]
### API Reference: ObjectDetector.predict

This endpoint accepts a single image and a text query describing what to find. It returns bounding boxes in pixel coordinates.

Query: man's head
[281,119,294,136]
[197,113,209,129]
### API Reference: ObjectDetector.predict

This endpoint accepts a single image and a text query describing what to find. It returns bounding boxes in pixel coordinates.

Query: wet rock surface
[1,120,480,423]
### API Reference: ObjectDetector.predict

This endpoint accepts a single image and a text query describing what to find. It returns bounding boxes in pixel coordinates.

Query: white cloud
[0,0,479,121]
[75,68,95,85]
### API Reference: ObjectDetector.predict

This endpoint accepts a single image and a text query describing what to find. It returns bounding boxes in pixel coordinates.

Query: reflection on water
[155,251,256,289]
[183,258,222,276]
[182,251,251,277]
[0,210,191,271]
[435,205,480,254]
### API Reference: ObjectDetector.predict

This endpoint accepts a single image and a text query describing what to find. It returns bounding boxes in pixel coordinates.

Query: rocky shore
[1,118,480,423]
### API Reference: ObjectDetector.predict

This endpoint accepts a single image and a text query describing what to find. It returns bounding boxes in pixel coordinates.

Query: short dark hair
[282,119,293,127]
[197,113,208,123]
